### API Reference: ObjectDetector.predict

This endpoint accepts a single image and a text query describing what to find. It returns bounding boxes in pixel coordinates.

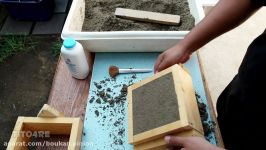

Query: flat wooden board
[82,52,218,150]
[48,53,93,118]
[115,8,180,25]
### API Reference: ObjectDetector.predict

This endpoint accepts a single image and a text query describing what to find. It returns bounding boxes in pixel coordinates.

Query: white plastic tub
[62,0,205,52]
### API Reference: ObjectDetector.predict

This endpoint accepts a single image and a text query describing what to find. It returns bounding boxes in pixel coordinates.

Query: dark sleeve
[251,0,266,6]
[217,30,266,150]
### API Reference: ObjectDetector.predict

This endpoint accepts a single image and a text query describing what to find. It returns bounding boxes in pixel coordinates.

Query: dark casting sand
[132,73,180,135]
[82,0,195,31]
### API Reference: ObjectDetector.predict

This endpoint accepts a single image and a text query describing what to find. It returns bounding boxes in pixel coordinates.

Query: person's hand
[165,136,224,150]
[154,44,192,73]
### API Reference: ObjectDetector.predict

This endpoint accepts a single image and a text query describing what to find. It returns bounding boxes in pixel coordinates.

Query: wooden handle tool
[109,65,152,78]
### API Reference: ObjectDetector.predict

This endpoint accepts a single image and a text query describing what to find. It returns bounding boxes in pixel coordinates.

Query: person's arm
[154,0,261,72]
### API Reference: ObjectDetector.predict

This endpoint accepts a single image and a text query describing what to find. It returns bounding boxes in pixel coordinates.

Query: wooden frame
[7,117,83,150]
[128,64,204,146]
[135,129,203,150]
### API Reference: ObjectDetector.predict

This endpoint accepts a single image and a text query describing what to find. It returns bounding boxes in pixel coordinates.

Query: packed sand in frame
[132,73,180,135]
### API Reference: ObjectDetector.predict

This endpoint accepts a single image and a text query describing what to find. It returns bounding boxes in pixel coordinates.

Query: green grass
[51,37,62,57]
[0,35,38,63]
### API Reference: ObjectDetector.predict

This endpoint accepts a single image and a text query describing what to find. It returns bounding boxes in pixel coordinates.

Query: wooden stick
[115,8,180,25]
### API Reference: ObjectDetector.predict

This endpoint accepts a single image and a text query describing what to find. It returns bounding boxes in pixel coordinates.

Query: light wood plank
[197,52,225,147]
[115,8,180,25]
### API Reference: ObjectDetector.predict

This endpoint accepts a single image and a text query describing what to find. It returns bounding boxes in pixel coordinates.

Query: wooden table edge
[197,51,225,148]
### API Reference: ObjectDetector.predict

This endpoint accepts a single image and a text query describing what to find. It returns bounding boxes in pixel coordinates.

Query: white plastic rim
[62,31,188,40]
